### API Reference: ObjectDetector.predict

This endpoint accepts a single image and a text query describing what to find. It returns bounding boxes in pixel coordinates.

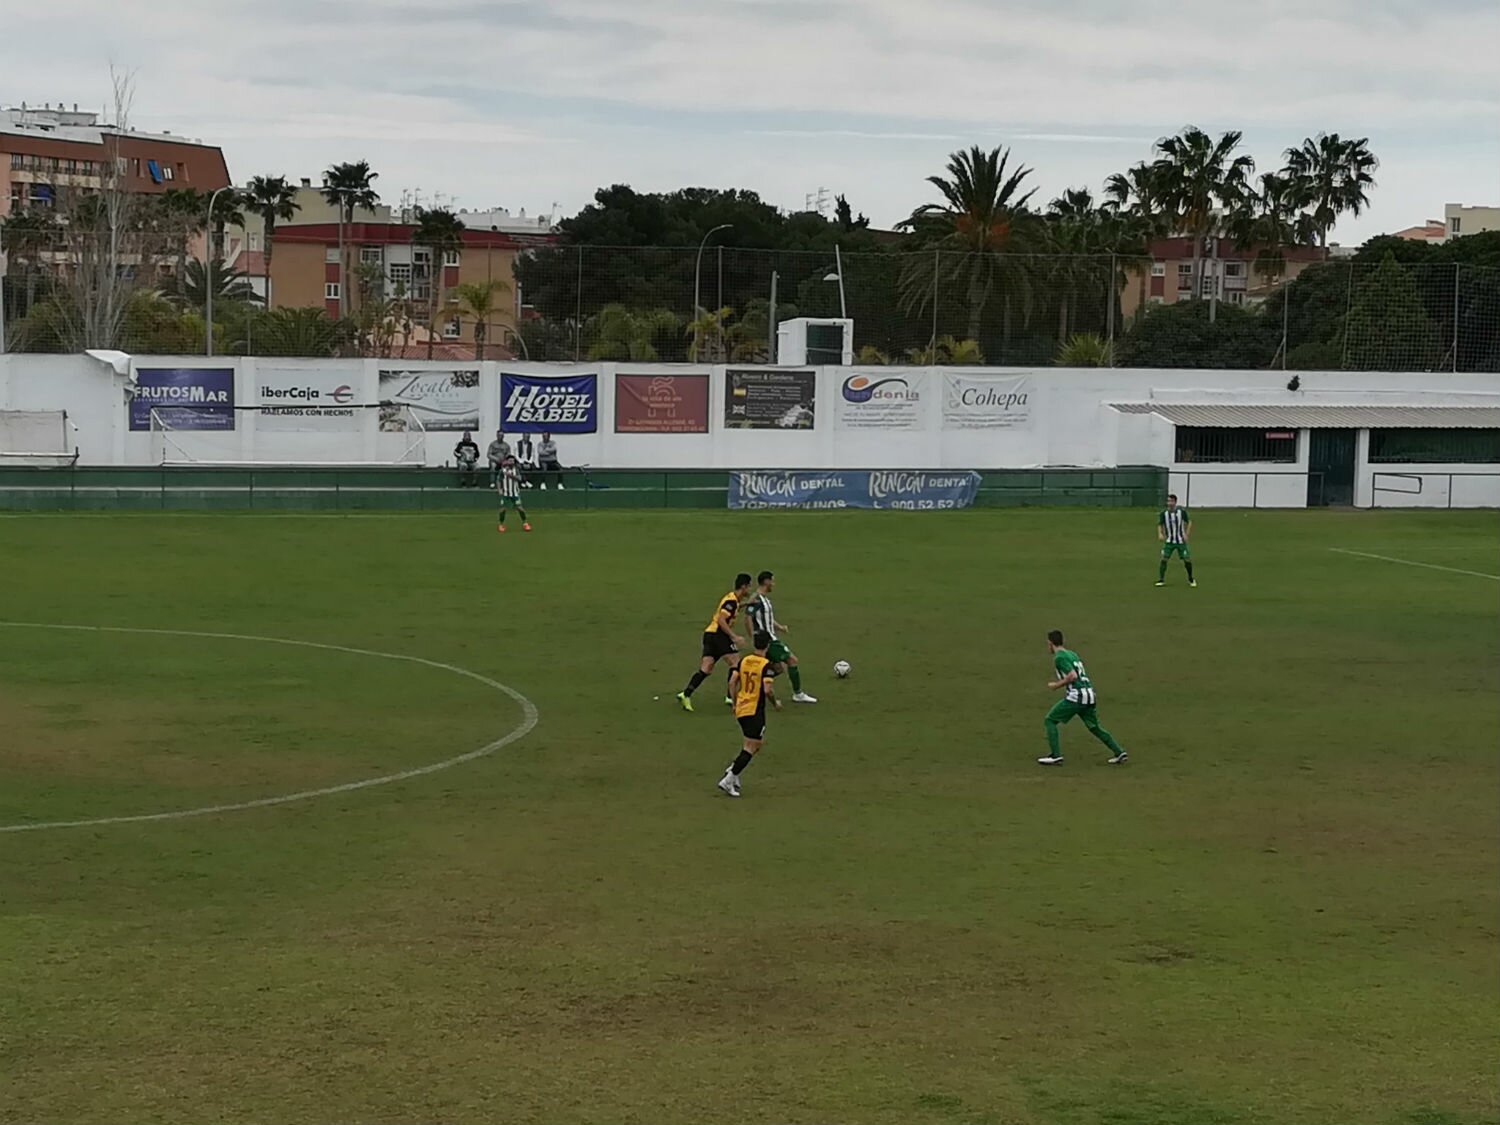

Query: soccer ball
[833,660,851,679]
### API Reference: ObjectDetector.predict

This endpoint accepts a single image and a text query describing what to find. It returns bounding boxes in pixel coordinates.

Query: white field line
[0,622,539,833]
[1328,547,1500,582]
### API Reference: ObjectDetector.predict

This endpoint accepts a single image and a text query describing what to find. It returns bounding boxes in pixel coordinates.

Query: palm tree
[0,207,61,318]
[1102,162,1171,317]
[1055,332,1113,367]
[1046,188,1118,344]
[159,187,205,293]
[320,161,380,317]
[453,278,512,360]
[586,304,679,362]
[898,145,1041,346]
[243,175,300,307]
[1151,127,1256,305]
[172,257,261,309]
[1282,133,1378,251]
[1229,171,1316,291]
[685,306,733,362]
[411,206,466,359]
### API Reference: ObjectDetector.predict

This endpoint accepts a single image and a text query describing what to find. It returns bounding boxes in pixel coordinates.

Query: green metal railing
[0,465,1166,512]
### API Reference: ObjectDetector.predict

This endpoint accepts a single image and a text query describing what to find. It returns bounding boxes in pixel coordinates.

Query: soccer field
[2,508,1496,1125]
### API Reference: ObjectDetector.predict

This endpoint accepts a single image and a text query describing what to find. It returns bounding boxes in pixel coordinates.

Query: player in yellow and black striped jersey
[717,631,780,798]
[676,572,752,713]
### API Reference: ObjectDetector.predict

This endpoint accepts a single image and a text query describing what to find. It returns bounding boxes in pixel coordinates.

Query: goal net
[0,410,78,466]
[150,404,429,467]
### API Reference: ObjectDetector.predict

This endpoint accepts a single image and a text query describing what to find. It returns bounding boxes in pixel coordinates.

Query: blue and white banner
[728,470,982,510]
[129,368,235,431]
[500,372,598,433]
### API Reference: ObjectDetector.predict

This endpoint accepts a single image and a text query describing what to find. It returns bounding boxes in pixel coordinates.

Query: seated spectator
[487,429,511,487]
[454,431,481,488]
[538,432,564,490]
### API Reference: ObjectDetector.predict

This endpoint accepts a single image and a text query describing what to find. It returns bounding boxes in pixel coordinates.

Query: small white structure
[777,318,853,366]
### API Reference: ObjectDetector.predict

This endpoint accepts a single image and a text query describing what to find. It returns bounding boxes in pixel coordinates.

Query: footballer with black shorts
[717,631,780,797]
[677,573,751,713]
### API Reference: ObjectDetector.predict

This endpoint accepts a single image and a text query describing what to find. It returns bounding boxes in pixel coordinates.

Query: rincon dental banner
[728,470,981,510]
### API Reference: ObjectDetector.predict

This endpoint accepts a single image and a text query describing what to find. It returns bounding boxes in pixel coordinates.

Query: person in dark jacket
[538,432,563,490]
[454,431,481,487]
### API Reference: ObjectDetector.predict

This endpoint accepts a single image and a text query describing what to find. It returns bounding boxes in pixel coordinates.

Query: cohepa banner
[501,372,598,433]
[257,369,358,430]
[129,368,234,431]
[728,470,982,510]
[378,368,480,431]
[941,372,1033,430]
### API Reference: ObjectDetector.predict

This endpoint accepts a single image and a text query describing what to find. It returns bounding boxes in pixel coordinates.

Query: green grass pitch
[1,508,1496,1125]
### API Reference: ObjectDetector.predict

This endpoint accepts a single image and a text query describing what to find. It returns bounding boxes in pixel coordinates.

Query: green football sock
[788,664,803,692]
[1158,558,1168,581]
[1043,717,1061,757]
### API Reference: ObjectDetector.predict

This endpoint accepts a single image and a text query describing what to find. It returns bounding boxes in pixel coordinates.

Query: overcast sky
[5,0,1497,242]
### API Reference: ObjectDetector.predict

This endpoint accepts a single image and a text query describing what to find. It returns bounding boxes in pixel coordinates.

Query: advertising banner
[257,369,359,430]
[615,374,710,434]
[728,470,982,510]
[835,370,927,431]
[723,369,816,430]
[500,372,598,433]
[378,368,480,431]
[940,372,1033,430]
[129,368,234,431]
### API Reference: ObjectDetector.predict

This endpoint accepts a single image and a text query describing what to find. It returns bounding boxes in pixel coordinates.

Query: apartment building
[1120,236,1326,320]
[0,102,230,219]
[269,221,554,353]
[1444,203,1500,239]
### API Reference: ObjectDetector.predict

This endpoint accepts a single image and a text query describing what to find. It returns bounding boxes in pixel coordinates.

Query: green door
[1308,429,1357,506]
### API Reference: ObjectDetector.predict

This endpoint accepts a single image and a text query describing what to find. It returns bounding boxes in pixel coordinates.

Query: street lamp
[693,223,732,322]
[204,185,230,357]
[822,243,848,318]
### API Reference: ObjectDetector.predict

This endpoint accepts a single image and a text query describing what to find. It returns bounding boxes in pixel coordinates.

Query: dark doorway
[1308,429,1357,506]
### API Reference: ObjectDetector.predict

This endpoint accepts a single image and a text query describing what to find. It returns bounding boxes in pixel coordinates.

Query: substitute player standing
[1156,493,1196,587]
[495,454,531,533]
[745,570,816,703]
[717,630,781,797]
[1038,630,1129,766]
[677,573,752,712]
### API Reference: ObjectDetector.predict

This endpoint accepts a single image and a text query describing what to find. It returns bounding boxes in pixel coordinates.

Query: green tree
[157,187,205,293]
[320,161,380,317]
[243,175,300,306]
[585,304,680,361]
[905,334,985,365]
[1282,133,1378,250]
[1343,251,1441,371]
[1229,171,1316,289]
[0,207,60,320]
[1116,300,1277,369]
[1151,127,1255,304]
[1102,161,1171,319]
[238,307,353,357]
[1056,332,1114,367]
[454,278,512,360]
[898,145,1042,346]
[686,306,733,362]
[412,206,466,359]
[169,257,261,309]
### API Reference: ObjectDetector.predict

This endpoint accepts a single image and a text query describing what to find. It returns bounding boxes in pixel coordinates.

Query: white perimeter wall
[2,355,1498,508]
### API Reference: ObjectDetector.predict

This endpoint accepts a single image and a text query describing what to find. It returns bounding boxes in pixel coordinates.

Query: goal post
[150,404,429,467]
[0,410,79,467]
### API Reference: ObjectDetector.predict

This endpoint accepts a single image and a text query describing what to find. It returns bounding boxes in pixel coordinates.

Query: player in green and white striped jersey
[1038,630,1128,766]
[1156,493,1196,587]
[745,570,816,703]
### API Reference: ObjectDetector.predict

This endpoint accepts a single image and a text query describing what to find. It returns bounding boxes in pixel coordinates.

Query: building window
[443,316,462,339]
[1150,262,1165,277]
[1177,263,1193,276]
[62,158,76,174]
[1175,427,1297,464]
[1450,217,1462,234]
[389,263,412,286]
[325,282,341,300]
[131,157,141,176]
[161,164,174,181]
[1369,428,1500,463]
[1223,262,1243,277]
[176,163,186,182]
[443,249,460,266]
[413,247,432,265]
[325,246,340,263]
[248,233,260,251]
[47,157,60,173]
[360,246,384,265]
[8,153,21,170]
[1225,290,1246,305]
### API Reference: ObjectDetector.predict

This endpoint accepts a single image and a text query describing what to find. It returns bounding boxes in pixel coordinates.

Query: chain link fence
[5,246,1498,373]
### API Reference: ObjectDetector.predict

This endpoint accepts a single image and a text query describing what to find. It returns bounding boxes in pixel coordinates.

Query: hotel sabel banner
[500,372,599,434]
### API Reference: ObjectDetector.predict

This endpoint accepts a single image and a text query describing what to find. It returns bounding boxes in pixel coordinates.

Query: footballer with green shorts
[1157,493,1196,587]
[745,571,817,703]
[1038,630,1128,766]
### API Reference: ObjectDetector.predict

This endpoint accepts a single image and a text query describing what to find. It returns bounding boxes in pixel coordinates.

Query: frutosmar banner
[378,368,480,431]
[728,470,982,510]
[257,369,359,430]
[129,368,234,431]
[940,372,1033,430]
[723,369,816,430]
[835,370,927,431]
[500,372,598,433]
[615,374,710,433]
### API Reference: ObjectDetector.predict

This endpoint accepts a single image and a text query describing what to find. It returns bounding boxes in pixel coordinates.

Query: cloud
[2,0,1496,239]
